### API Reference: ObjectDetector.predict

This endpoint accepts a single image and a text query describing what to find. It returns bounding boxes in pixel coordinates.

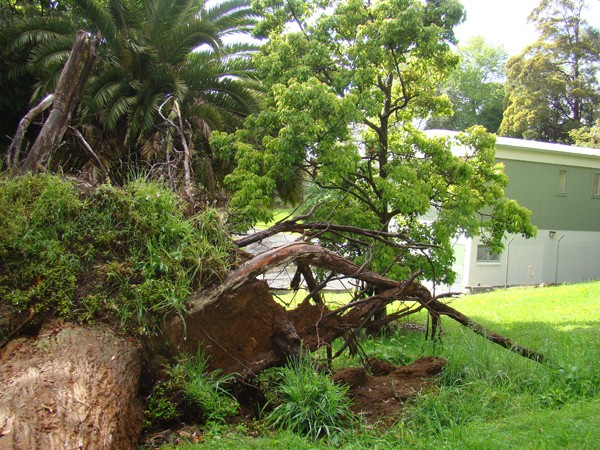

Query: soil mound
[164,280,302,377]
[332,356,446,424]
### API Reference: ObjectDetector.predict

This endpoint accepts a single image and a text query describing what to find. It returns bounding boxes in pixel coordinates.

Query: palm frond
[76,0,119,50]
[159,20,219,64]
[85,78,131,118]
[4,17,76,54]
[105,95,136,131]
[27,35,73,77]
[126,87,164,146]
[204,0,261,32]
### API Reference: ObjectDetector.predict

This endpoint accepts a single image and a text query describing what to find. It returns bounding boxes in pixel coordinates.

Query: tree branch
[6,94,55,168]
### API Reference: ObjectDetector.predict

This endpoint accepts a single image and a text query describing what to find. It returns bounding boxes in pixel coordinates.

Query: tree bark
[0,320,144,449]
[18,31,98,172]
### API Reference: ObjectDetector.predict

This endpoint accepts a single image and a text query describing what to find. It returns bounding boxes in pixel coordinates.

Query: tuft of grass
[265,352,354,440]
[144,350,239,430]
[172,350,239,423]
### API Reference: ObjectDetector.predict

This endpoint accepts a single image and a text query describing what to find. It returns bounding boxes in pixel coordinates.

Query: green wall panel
[499,158,600,231]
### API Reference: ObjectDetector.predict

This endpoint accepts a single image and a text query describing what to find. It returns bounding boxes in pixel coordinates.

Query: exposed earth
[332,356,446,424]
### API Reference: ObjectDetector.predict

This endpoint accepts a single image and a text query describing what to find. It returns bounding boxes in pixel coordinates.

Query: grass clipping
[0,173,234,337]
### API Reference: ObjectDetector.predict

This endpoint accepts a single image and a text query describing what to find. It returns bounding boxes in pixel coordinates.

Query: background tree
[426,37,507,133]
[569,119,600,148]
[500,0,600,143]
[213,0,535,286]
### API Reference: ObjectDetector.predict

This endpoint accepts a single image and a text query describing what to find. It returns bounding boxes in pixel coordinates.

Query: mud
[332,356,446,424]
[164,280,302,377]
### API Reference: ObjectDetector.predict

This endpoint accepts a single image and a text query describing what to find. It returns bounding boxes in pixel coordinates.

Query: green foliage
[0,173,234,335]
[500,0,600,143]
[214,0,534,285]
[570,120,600,148]
[170,350,239,423]
[144,379,179,429]
[427,36,508,133]
[265,353,353,440]
[144,350,239,429]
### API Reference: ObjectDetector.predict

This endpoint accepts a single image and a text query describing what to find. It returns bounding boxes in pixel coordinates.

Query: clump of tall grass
[265,353,354,440]
[144,350,239,429]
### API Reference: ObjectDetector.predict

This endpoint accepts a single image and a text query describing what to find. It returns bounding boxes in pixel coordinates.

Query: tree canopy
[500,0,600,143]
[426,37,507,133]
[213,0,535,285]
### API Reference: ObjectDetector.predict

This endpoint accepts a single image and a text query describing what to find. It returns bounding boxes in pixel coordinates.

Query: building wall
[499,158,600,232]
[461,230,600,289]
[424,131,600,290]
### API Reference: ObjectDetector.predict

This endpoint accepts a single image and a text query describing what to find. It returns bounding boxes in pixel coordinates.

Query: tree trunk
[0,320,144,449]
[18,31,98,172]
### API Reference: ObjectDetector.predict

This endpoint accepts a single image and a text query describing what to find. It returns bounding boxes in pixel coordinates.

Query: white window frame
[592,173,600,197]
[558,169,567,195]
[476,245,500,264]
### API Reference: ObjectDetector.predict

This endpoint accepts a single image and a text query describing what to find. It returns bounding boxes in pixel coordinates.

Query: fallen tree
[0,175,545,446]
[165,240,543,379]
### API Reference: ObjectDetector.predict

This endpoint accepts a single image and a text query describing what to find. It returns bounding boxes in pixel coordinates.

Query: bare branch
[6,94,55,168]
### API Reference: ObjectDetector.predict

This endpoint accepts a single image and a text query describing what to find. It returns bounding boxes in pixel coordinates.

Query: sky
[455,0,600,56]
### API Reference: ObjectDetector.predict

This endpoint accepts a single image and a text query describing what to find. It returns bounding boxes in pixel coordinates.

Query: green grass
[164,282,600,449]
[254,207,295,229]
[272,289,353,310]
[264,353,353,440]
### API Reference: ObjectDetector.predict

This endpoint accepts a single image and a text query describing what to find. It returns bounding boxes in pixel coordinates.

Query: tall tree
[213,0,535,286]
[569,119,600,148]
[427,37,507,133]
[500,0,600,143]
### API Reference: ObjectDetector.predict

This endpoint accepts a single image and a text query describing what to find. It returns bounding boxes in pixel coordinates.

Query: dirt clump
[164,280,301,377]
[332,356,446,424]
[288,301,345,349]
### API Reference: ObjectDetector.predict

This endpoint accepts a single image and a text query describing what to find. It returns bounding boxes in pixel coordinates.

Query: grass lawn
[254,207,296,229]
[163,282,600,449]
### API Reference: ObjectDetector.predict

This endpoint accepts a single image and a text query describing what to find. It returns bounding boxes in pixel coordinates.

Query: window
[593,173,600,197]
[476,245,500,263]
[558,170,567,194]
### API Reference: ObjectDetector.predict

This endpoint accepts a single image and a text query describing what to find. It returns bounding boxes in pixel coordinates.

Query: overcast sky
[455,0,600,56]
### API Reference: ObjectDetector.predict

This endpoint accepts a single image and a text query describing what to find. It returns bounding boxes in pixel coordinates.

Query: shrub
[265,353,353,440]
